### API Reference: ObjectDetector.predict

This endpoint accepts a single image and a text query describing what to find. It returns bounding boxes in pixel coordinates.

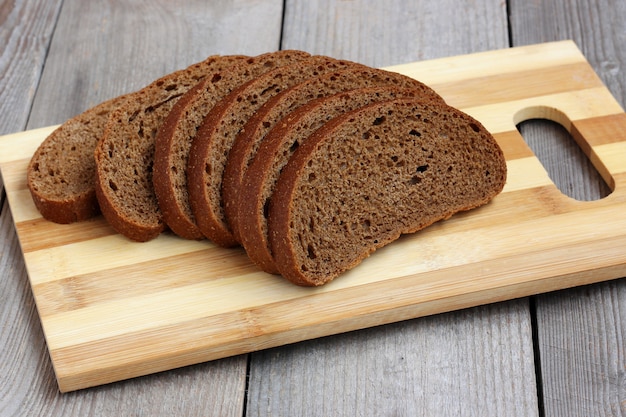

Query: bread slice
[27,94,129,224]
[153,50,311,240]
[268,98,507,286]
[238,87,433,273]
[187,55,365,247]
[223,67,445,242]
[94,54,248,241]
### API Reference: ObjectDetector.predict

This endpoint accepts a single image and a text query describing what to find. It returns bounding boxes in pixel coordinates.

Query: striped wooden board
[1,40,625,393]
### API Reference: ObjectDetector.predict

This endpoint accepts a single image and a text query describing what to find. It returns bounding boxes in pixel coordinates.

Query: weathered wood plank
[246,1,540,416]
[0,1,64,415]
[509,0,626,416]
[27,0,285,129]
[280,0,508,66]
[1,0,283,414]
[0,0,61,136]
[248,301,537,416]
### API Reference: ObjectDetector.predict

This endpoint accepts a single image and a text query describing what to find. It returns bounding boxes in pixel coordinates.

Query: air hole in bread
[260,85,277,97]
[108,180,118,192]
[307,244,317,260]
[263,198,270,219]
[373,116,386,126]
[409,129,421,137]
[416,164,429,173]
[211,74,222,83]
[469,123,480,132]
[165,84,177,91]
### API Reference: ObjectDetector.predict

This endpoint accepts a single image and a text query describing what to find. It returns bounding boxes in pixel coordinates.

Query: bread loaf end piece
[27,95,128,224]
[269,98,507,286]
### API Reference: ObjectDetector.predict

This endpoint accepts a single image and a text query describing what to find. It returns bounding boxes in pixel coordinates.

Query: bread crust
[269,98,507,286]
[223,66,445,243]
[238,87,433,274]
[94,55,248,241]
[153,50,311,240]
[27,95,129,224]
[186,55,364,247]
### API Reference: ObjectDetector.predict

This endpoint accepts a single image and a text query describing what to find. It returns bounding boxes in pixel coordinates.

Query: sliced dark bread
[94,54,248,242]
[268,98,507,286]
[187,55,365,247]
[27,94,130,224]
[153,50,311,240]
[223,67,445,242]
[238,87,431,273]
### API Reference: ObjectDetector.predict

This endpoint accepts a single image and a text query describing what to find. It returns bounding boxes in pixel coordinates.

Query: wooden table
[1,1,624,415]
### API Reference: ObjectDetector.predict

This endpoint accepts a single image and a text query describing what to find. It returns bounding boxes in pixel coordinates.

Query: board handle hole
[515,107,612,201]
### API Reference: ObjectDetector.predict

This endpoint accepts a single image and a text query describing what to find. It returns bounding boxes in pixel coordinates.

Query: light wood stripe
[0,125,57,163]
[24,233,208,284]
[432,62,605,109]
[385,40,586,86]
[464,87,623,134]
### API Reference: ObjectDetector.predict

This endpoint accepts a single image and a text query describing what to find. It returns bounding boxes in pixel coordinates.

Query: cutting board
[1,41,626,393]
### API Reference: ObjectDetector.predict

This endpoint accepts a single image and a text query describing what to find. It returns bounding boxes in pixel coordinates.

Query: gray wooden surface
[1,0,624,416]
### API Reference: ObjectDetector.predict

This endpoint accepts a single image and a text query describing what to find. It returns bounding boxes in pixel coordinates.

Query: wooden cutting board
[1,40,625,393]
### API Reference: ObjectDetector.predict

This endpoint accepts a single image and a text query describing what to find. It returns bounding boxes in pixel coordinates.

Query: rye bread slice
[238,87,431,273]
[268,98,507,286]
[223,67,445,242]
[153,50,311,240]
[94,54,248,242]
[27,94,130,224]
[186,55,365,247]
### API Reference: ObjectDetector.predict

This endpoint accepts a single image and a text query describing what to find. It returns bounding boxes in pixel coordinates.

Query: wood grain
[280,0,508,66]
[26,0,285,130]
[2,0,625,414]
[2,41,625,394]
[0,0,61,136]
[0,0,284,413]
[255,6,622,415]
[247,300,537,417]
[0,1,66,415]
[509,1,626,416]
